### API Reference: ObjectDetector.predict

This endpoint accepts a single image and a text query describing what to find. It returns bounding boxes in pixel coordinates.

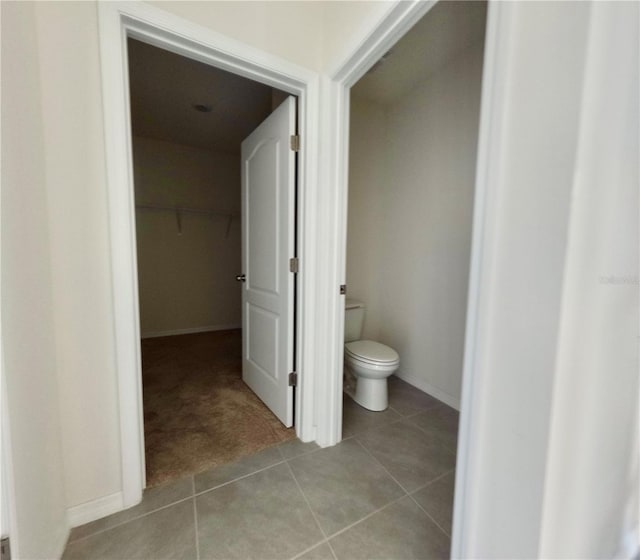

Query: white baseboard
[67,491,124,528]
[53,524,71,559]
[140,324,241,339]
[395,372,461,411]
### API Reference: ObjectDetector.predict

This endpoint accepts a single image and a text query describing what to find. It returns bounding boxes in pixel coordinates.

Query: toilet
[344,299,400,411]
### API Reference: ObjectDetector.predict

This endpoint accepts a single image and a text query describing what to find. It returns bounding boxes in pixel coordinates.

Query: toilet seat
[345,340,399,366]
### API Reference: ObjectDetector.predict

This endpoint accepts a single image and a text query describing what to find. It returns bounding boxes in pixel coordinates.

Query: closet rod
[135,204,239,219]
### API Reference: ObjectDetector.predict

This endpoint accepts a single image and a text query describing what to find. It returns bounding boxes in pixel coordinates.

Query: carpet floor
[141,329,296,487]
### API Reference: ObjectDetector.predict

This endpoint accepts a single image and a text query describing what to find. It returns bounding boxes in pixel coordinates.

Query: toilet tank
[344,299,365,342]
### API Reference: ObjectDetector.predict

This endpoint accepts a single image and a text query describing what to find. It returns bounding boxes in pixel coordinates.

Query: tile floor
[63,377,459,560]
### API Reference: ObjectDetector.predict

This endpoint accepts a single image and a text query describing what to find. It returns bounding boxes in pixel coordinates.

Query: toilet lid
[345,340,399,364]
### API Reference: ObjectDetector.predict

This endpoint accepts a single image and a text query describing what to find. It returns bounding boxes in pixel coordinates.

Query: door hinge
[290,135,300,152]
[340,284,347,295]
[289,371,298,387]
[289,257,299,273]
[1,536,11,560]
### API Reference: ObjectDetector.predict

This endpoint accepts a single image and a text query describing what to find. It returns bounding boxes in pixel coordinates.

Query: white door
[240,96,296,427]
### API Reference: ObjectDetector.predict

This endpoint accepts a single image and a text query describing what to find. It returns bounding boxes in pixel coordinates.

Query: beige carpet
[142,329,295,487]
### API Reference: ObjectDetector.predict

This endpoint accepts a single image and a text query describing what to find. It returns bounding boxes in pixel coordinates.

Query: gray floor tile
[388,376,442,416]
[329,496,450,560]
[63,498,196,560]
[279,438,321,460]
[194,445,283,493]
[196,462,324,559]
[357,420,456,492]
[342,394,402,438]
[409,404,459,453]
[69,476,193,542]
[411,471,456,536]
[288,438,405,536]
[294,542,336,560]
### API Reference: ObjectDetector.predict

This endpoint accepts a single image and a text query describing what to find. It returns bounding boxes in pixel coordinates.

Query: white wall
[347,44,484,408]
[151,1,393,73]
[33,1,123,515]
[538,2,639,556]
[133,137,241,337]
[346,98,387,339]
[148,1,325,71]
[1,2,69,557]
[453,2,639,558]
[322,1,394,73]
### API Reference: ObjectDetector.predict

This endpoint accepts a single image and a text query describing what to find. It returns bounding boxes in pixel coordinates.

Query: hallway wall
[453,3,639,557]
[133,137,241,337]
[347,43,485,408]
[1,3,69,558]
[150,1,393,73]
[33,0,123,519]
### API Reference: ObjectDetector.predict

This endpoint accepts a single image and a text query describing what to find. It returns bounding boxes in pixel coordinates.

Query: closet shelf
[135,204,239,237]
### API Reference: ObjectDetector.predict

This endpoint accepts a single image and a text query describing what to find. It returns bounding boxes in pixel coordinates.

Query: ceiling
[353,1,487,105]
[128,39,283,153]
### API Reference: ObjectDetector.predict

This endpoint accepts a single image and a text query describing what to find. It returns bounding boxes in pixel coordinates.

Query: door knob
[235,274,246,282]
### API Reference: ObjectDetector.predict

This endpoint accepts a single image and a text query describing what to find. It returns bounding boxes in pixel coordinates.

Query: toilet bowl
[344,300,400,411]
[345,340,399,411]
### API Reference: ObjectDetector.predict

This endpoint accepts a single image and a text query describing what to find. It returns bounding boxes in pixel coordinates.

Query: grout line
[290,539,334,560]
[283,460,339,559]
[324,494,407,541]
[328,540,339,560]
[397,402,460,448]
[69,494,194,544]
[72,450,307,544]
[193,459,287,498]
[192,476,200,560]
[352,438,412,495]
[193,440,325,500]
[407,492,452,539]
[354,434,456,538]
[275,443,287,461]
[343,414,408,440]
[71,458,289,545]
[283,460,329,541]
[281,443,325,462]
[409,468,455,495]
[399,410,426,422]
[387,405,401,415]
[402,414,459,457]
[192,497,201,560]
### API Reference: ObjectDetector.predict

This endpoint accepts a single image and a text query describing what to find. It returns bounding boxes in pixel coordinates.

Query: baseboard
[395,372,461,411]
[141,324,241,339]
[67,491,124,528]
[53,524,71,559]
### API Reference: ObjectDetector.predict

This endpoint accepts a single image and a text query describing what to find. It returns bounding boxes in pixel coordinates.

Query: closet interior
[128,38,295,487]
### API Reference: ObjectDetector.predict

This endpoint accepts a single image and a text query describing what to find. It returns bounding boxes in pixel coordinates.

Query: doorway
[341,0,487,544]
[100,2,321,509]
[126,39,300,487]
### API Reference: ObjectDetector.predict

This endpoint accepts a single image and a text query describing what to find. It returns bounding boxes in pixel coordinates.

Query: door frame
[1,351,19,558]
[323,1,501,557]
[98,2,321,508]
